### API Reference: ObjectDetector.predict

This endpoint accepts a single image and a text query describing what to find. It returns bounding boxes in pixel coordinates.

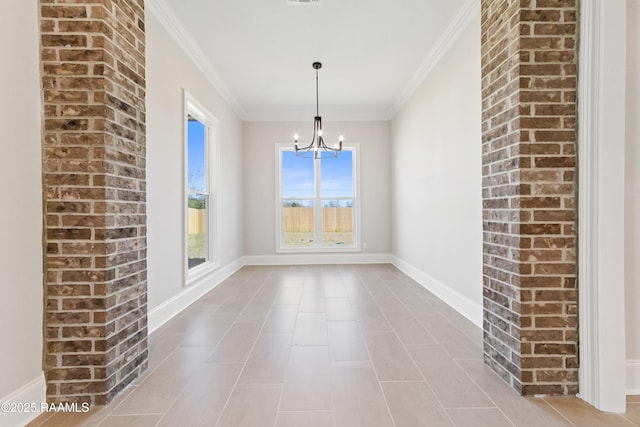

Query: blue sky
[188,119,206,191]
[282,150,353,199]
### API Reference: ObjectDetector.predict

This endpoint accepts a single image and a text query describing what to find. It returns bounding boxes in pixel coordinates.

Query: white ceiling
[151,0,475,120]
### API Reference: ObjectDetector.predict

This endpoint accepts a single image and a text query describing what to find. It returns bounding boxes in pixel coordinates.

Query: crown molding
[243,112,391,122]
[387,0,480,119]
[146,0,248,120]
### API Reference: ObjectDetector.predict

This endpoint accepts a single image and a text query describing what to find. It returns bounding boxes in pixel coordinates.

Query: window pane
[188,193,208,268]
[282,151,315,198]
[187,117,206,192]
[282,199,315,247]
[321,150,352,197]
[321,199,353,247]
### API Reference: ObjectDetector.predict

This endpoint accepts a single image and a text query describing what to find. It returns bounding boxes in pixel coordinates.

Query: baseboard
[628,359,640,395]
[243,253,393,266]
[0,373,46,427]
[148,258,244,333]
[391,256,482,327]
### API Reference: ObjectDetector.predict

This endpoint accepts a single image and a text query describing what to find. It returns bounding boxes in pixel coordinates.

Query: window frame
[183,91,220,285]
[275,143,361,253]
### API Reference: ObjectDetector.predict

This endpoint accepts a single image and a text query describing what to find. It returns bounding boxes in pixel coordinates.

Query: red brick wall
[40,0,148,405]
[481,0,578,395]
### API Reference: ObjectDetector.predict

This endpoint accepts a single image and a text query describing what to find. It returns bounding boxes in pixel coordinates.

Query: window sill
[276,246,361,254]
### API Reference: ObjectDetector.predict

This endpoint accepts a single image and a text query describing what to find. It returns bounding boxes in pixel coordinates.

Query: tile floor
[28,264,640,427]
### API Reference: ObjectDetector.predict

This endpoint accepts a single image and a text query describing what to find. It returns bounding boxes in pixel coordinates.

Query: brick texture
[481,0,578,395]
[40,0,148,405]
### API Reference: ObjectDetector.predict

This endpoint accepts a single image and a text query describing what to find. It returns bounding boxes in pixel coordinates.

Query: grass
[284,231,353,247]
[188,233,207,259]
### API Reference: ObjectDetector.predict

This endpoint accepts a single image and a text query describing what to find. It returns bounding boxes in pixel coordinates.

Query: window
[276,145,359,252]
[185,93,219,282]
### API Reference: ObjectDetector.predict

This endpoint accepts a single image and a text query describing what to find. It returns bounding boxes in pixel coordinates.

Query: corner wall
[0,0,44,406]
[390,14,483,325]
[145,11,244,315]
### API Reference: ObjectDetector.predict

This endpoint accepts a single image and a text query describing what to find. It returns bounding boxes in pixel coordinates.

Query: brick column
[481,0,578,395]
[40,0,148,405]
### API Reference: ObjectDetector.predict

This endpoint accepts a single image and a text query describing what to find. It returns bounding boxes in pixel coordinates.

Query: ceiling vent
[287,0,322,5]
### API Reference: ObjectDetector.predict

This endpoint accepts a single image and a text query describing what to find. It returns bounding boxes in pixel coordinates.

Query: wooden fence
[188,208,206,234]
[188,207,353,234]
[283,207,353,232]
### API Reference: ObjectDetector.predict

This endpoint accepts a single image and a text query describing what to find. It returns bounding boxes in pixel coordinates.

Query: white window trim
[275,143,361,253]
[183,90,221,285]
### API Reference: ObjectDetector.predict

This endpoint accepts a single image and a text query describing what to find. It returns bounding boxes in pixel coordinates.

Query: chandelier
[294,62,343,159]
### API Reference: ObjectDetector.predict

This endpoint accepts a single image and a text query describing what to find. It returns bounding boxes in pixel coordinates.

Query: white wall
[626,0,640,369]
[0,0,44,403]
[243,121,391,258]
[390,15,483,324]
[146,12,244,311]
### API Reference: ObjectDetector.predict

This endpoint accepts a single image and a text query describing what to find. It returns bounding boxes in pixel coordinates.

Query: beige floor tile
[112,347,210,415]
[362,331,422,381]
[325,297,355,321]
[275,411,335,427]
[263,304,299,333]
[352,303,392,332]
[458,359,573,427]
[331,360,394,427]
[303,277,325,294]
[275,288,303,305]
[158,363,242,427]
[385,310,437,345]
[417,315,482,360]
[625,403,640,425]
[459,326,484,349]
[230,280,263,295]
[195,285,238,307]
[180,314,237,348]
[208,322,262,363]
[407,345,493,408]
[280,346,333,411]
[142,331,184,377]
[27,412,55,427]
[381,381,453,427]
[216,384,282,427]
[235,297,274,324]
[274,274,306,288]
[299,293,326,313]
[327,321,369,361]
[254,282,280,299]
[446,408,513,427]
[155,310,211,335]
[98,414,163,427]
[293,313,328,346]
[238,332,293,384]
[361,277,389,294]
[371,292,406,314]
[215,292,255,315]
[344,283,377,306]
[436,304,480,332]
[544,396,637,427]
[30,407,109,427]
[323,282,348,298]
